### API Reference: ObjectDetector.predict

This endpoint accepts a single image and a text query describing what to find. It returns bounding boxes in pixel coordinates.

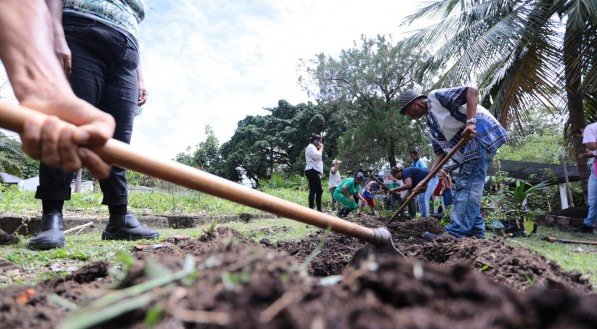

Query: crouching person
[333,172,366,218]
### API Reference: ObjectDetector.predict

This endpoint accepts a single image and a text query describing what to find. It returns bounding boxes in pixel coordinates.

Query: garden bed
[0,217,595,328]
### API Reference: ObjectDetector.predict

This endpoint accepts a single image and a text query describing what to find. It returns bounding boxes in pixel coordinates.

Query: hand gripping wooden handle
[0,102,384,245]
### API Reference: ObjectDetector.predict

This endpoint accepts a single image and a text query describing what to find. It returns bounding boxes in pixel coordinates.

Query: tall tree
[299,35,433,168]
[220,100,346,187]
[402,0,597,197]
[174,125,224,176]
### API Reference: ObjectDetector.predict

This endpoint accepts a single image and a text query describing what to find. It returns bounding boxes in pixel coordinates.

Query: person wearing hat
[305,134,324,212]
[333,171,367,218]
[398,87,508,240]
[328,159,342,211]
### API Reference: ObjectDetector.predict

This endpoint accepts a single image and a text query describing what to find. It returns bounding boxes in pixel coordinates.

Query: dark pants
[305,169,323,211]
[35,15,139,206]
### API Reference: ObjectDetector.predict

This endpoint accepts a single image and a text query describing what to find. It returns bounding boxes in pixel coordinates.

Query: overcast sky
[1,0,425,160]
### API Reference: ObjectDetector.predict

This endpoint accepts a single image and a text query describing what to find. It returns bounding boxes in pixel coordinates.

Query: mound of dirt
[268,217,592,294]
[264,231,366,277]
[1,227,595,329]
[407,236,593,292]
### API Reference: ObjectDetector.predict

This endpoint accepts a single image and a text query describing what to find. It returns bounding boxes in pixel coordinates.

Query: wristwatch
[466,118,477,124]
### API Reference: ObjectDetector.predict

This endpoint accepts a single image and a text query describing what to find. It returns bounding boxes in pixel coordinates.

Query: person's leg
[446,149,488,237]
[407,199,416,217]
[583,170,597,231]
[333,191,358,217]
[62,19,157,240]
[314,175,323,212]
[443,188,453,207]
[329,187,337,211]
[305,170,319,209]
[367,198,376,215]
[468,152,493,238]
[421,176,439,217]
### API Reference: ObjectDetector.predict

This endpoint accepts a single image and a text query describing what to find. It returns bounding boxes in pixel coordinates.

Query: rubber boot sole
[28,236,65,250]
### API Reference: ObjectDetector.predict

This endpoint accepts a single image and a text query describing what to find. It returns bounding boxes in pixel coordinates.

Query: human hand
[318,142,324,150]
[138,81,148,106]
[412,182,426,195]
[20,97,115,179]
[462,123,477,142]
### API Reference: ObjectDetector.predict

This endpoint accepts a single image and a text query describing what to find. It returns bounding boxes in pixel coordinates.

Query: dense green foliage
[0,131,39,179]
[219,100,346,187]
[299,36,433,169]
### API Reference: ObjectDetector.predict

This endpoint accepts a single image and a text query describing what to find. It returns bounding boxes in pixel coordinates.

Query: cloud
[133,0,424,159]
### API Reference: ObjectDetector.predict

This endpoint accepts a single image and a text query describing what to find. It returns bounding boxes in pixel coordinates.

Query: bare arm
[0,0,114,178]
[461,86,478,141]
[45,0,71,76]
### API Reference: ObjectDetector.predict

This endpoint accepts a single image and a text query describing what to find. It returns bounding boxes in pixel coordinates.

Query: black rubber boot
[28,211,65,250]
[101,213,159,240]
[337,208,345,218]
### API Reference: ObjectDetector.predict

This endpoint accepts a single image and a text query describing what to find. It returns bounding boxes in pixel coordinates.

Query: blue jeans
[417,176,439,217]
[446,147,494,238]
[35,15,139,206]
[443,188,454,207]
[585,163,597,227]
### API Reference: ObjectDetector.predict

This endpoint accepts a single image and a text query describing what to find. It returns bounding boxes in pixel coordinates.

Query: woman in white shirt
[305,134,324,211]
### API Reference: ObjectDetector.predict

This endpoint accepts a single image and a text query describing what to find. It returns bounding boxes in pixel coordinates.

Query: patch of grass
[508,226,597,286]
[0,219,315,288]
[0,186,315,217]
[222,218,317,243]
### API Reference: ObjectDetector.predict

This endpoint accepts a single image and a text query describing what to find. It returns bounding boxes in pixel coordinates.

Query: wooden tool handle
[385,137,468,225]
[0,102,378,243]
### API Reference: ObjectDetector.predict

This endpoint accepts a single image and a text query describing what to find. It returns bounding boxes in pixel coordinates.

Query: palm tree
[402,0,597,198]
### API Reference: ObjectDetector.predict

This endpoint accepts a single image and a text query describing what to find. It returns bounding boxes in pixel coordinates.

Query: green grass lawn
[0,218,317,288]
[508,226,597,286]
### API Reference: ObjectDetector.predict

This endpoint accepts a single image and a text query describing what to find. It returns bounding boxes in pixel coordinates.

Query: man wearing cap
[333,172,367,218]
[328,159,342,211]
[398,87,508,240]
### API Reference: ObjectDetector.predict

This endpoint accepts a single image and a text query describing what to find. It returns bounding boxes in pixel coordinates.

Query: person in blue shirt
[410,150,427,169]
[409,150,437,216]
[398,86,508,240]
[389,166,438,218]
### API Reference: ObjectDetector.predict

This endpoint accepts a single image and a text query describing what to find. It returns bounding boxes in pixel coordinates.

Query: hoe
[0,102,402,258]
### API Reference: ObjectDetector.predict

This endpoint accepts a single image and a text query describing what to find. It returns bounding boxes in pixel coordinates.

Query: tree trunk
[564,23,587,204]
[562,154,574,207]
[388,136,397,168]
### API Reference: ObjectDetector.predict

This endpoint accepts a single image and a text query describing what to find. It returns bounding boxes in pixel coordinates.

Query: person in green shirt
[333,172,367,218]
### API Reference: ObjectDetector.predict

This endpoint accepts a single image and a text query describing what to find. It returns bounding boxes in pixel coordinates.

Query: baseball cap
[332,159,342,165]
[398,90,426,115]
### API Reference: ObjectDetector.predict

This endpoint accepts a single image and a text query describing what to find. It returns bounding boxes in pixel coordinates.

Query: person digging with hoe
[398,87,508,240]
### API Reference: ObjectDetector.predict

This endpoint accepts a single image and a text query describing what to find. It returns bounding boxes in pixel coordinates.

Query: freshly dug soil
[554,206,587,219]
[0,226,595,328]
